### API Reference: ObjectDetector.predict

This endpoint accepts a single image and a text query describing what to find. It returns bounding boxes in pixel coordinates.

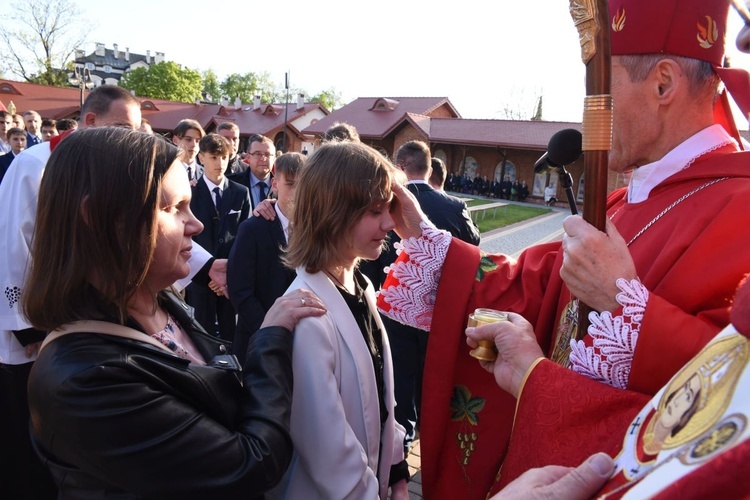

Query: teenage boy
[185,133,251,342]
[228,152,303,365]
[0,128,27,185]
[172,119,205,185]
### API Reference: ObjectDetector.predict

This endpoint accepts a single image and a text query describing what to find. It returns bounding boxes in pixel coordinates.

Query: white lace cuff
[569,278,648,389]
[377,221,452,330]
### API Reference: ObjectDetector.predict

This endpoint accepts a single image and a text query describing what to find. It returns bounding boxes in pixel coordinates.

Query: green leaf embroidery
[476,255,499,282]
[449,385,486,426]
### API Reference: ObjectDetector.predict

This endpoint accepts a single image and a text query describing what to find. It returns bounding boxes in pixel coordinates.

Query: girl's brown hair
[283,141,398,273]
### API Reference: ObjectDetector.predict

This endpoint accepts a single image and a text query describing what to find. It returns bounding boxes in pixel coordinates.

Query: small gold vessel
[467,308,508,362]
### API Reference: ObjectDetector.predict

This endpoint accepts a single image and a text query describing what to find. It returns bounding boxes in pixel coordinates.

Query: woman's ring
[301,298,306,307]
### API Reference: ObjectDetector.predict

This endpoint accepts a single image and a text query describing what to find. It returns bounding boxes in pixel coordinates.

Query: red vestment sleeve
[494,360,649,493]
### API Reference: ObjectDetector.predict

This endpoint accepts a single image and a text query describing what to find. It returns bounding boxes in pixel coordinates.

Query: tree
[120,61,203,103]
[0,0,88,86]
[498,85,543,120]
[531,95,543,121]
[220,72,284,105]
[310,87,344,111]
[202,69,221,103]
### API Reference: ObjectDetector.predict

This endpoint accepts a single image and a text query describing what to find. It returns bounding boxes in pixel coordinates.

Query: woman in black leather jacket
[23,128,325,499]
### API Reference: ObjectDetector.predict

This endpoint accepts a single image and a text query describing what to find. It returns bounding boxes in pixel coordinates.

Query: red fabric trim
[49,129,74,152]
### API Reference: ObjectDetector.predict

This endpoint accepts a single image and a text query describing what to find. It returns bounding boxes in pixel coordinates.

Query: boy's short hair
[216,122,239,134]
[321,122,360,143]
[6,127,25,140]
[56,119,78,131]
[199,133,231,156]
[274,152,305,178]
[173,119,205,139]
[41,118,57,129]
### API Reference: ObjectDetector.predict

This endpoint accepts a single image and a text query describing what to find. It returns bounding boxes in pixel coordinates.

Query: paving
[401,199,571,499]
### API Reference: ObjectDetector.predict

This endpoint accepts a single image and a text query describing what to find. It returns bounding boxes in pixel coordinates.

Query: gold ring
[301,298,306,307]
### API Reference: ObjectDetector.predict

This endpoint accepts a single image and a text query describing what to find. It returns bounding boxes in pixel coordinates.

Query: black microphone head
[533,152,551,173]
[548,128,582,166]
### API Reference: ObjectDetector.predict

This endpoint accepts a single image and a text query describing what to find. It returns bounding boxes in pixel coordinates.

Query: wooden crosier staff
[569,0,613,340]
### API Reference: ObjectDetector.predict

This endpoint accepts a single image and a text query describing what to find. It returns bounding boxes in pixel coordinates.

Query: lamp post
[69,66,94,111]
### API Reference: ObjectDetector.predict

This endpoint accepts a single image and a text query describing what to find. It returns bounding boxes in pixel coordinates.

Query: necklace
[610,177,728,247]
[324,268,350,292]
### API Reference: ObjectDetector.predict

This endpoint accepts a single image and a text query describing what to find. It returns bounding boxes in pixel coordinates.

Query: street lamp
[69,66,94,111]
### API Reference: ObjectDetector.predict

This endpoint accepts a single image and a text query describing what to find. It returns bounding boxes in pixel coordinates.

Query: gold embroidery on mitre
[550,299,579,367]
[642,335,748,454]
[697,15,719,49]
[612,8,626,32]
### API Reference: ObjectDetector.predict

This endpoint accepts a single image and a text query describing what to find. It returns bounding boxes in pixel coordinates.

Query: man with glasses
[229,134,275,208]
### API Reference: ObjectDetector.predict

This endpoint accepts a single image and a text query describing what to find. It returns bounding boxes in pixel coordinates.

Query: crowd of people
[0,0,749,498]
[445,172,530,201]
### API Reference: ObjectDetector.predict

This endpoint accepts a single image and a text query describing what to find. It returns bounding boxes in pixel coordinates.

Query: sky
[4,0,750,124]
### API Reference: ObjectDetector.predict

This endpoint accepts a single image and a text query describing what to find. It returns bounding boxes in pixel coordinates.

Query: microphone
[534,128,583,172]
[534,128,583,215]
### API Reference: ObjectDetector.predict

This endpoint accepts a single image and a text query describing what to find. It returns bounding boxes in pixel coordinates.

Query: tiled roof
[429,118,582,150]
[0,80,85,119]
[142,100,326,136]
[0,79,327,135]
[303,97,459,138]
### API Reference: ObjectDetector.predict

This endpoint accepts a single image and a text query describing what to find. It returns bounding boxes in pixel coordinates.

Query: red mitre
[609,0,750,140]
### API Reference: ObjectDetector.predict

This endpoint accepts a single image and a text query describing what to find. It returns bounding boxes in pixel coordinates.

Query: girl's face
[341,197,395,265]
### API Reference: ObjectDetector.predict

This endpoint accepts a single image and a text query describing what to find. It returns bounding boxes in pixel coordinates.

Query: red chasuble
[387,150,750,499]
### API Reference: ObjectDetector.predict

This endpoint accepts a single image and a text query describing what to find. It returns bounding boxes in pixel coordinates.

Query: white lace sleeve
[569,278,648,389]
[377,221,452,331]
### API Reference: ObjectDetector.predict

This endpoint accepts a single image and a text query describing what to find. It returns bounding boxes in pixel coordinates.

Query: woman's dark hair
[23,127,181,330]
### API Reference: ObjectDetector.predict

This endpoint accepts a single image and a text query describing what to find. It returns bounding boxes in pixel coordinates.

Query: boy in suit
[227,152,303,365]
[0,128,27,185]
[185,134,251,341]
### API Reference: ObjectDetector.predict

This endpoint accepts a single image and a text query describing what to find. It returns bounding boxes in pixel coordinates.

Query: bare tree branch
[0,0,91,85]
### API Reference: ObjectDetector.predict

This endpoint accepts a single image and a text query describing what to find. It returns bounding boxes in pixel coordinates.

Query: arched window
[462,156,478,179]
[533,171,559,197]
[494,161,516,182]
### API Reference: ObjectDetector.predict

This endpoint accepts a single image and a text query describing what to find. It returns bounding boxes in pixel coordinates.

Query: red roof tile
[429,118,582,150]
[303,97,459,138]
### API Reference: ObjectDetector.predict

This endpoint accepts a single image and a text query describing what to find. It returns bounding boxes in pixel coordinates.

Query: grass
[456,196,551,233]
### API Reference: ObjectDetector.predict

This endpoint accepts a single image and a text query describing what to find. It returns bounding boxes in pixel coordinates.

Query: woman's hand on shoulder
[261,289,326,332]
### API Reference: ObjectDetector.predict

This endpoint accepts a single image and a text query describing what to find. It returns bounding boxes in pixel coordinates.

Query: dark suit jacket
[363,182,480,288]
[26,132,42,147]
[227,170,272,209]
[225,156,248,176]
[186,178,250,339]
[227,215,296,364]
[190,178,251,259]
[0,152,16,186]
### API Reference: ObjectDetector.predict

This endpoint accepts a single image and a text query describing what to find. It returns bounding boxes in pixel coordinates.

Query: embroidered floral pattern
[450,385,486,466]
[476,255,499,282]
[569,278,648,389]
[377,221,451,330]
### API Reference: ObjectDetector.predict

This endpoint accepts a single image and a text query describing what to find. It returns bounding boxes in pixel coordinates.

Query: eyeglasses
[249,152,272,159]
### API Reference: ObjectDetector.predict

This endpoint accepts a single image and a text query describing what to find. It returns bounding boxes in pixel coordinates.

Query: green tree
[220,71,284,105]
[0,0,89,86]
[202,69,221,103]
[120,61,203,103]
[310,87,344,111]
